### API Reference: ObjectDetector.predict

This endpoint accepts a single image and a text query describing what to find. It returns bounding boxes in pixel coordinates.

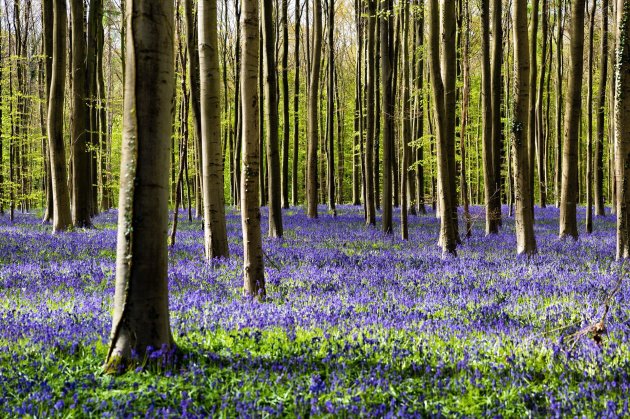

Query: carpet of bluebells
[1,205,629,417]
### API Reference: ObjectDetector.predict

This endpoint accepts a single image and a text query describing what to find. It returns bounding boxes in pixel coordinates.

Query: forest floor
[0,205,629,416]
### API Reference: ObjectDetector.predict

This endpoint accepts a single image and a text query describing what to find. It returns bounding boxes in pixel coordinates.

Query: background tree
[199,0,230,258]
[381,0,393,233]
[48,0,72,233]
[512,0,537,255]
[559,0,586,240]
[241,0,266,297]
[307,0,323,218]
[595,0,609,216]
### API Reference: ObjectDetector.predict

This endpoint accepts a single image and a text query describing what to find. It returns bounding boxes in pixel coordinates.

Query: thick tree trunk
[513,0,537,255]
[307,0,323,218]
[559,0,586,240]
[400,0,410,240]
[527,0,539,209]
[555,0,564,207]
[71,0,92,228]
[105,0,175,369]
[199,0,230,257]
[241,0,266,297]
[48,0,72,233]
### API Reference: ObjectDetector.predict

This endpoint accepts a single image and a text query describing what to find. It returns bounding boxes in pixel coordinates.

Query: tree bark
[241,0,266,297]
[48,0,72,233]
[595,0,609,215]
[586,0,596,233]
[307,0,323,218]
[381,0,393,233]
[105,0,175,369]
[490,0,503,225]
[281,0,290,208]
[71,0,92,228]
[364,0,376,225]
[513,0,537,255]
[559,0,586,240]
[199,0,230,257]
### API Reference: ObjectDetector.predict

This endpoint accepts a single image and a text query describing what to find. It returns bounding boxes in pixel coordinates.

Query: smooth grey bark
[364,0,376,225]
[199,0,230,258]
[326,0,336,215]
[586,0,596,233]
[307,0,323,218]
[558,0,586,240]
[105,0,175,368]
[490,0,502,225]
[595,0,609,215]
[241,0,266,297]
[381,0,393,234]
[281,0,290,208]
[513,0,537,255]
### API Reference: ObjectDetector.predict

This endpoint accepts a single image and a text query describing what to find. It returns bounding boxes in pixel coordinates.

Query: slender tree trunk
[307,0,323,218]
[595,0,609,215]
[490,0,503,225]
[559,0,586,240]
[199,0,230,257]
[615,0,630,259]
[71,0,92,227]
[241,0,266,297]
[105,0,175,369]
[586,0,596,233]
[536,0,549,208]
[281,0,290,208]
[528,0,539,209]
[429,0,456,255]
[48,0,72,233]
[326,0,336,215]
[460,0,471,237]
[481,0,497,234]
[513,0,537,255]
[364,0,376,225]
[400,0,410,239]
[262,0,284,235]
[414,1,425,214]
[292,2,302,206]
[381,0,393,233]
[555,0,564,207]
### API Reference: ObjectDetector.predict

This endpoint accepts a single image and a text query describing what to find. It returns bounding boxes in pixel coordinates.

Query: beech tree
[307,0,323,218]
[48,0,72,233]
[106,0,175,368]
[199,0,230,258]
[241,0,266,297]
[559,0,586,240]
[512,0,537,255]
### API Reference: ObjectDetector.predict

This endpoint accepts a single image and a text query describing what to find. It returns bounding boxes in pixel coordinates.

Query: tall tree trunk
[615,0,630,259]
[326,0,336,215]
[429,0,457,255]
[481,0,497,234]
[199,0,230,257]
[48,0,72,233]
[71,0,92,227]
[241,0,266,297]
[307,0,323,218]
[528,0,539,209]
[400,0,410,240]
[281,0,290,208]
[262,0,284,235]
[490,0,503,226]
[460,0,472,238]
[292,2,302,206]
[414,0,425,215]
[536,0,549,208]
[595,0,609,215]
[586,0,596,233]
[513,0,537,255]
[555,0,564,207]
[559,0,586,240]
[105,0,175,369]
[381,0,393,233]
[364,0,376,225]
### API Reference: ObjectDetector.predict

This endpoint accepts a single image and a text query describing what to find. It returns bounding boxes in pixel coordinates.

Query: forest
[1,0,630,416]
